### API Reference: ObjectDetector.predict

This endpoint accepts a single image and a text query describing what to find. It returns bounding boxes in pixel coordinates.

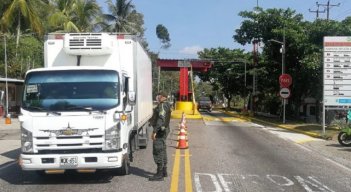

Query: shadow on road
[0,166,114,185]
[129,166,154,178]
[0,166,159,185]
[1,148,20,161]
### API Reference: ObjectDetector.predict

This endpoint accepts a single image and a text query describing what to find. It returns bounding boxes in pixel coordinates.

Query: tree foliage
[196,47,249,108]
[156,24,171,50]
[231,7,351,117]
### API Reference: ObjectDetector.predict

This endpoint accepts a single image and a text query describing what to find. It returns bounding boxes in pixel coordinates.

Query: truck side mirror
[128,91,136,106]
[0,90,4,105]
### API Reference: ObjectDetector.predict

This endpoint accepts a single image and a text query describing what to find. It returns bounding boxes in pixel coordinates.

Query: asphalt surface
[1,111,351,191]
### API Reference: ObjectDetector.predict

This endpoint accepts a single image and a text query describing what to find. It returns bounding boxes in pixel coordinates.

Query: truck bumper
[20,152,123,171]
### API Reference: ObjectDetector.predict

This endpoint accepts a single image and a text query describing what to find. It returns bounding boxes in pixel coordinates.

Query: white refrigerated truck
[19,33,153,176]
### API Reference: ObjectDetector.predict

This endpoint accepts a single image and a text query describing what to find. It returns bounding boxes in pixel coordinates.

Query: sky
[96,0,351,59]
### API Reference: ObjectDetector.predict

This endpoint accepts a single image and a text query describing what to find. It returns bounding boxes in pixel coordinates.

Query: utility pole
[309,3,326,19]
[317,0,340,20]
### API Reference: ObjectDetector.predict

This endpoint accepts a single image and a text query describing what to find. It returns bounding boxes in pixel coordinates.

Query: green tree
[49,0,101,32]
[101,0,139,33]
[196,48,249,108]
[74,0,102,32]
[155,24,171,93]
[156,24,171,50]
[0,35,43,78]
[234,7,351,118]
[1,0,48,53]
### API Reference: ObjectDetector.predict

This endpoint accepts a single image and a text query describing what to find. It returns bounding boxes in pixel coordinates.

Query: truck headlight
[105,123,120,151]
[21,127,33,153]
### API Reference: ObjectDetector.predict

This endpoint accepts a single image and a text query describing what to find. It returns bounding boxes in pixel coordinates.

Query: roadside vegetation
[1,1,350,122]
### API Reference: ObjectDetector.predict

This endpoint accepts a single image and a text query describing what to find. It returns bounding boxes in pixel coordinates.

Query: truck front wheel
[116,149,130,176]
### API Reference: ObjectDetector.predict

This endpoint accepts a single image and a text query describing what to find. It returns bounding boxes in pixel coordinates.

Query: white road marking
[195,173,336,192]
[325,158,351,172]
[294,176,335,192]
[218,174,235,192]
[195,173,222,192]
[294,143,312,152]
[267,175,294,186]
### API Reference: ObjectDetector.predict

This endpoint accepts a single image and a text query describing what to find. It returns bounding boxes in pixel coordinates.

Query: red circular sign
[279,74,292,87]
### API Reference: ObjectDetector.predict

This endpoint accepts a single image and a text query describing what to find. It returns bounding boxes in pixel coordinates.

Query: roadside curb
[217,110,252,122]
[215,109,320,139]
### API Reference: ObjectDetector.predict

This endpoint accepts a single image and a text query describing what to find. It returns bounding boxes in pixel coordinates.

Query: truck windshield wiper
[27,106,61,116]
[65,106,106,114]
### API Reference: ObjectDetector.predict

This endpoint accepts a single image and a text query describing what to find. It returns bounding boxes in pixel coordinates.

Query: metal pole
[158,40,161,93]
[244,62,246,109]
[4,35,8,117]
[157,66,160,92]
[283,28,286,124]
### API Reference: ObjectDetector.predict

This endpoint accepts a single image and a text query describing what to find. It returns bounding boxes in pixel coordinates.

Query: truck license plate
[60,156,78,166]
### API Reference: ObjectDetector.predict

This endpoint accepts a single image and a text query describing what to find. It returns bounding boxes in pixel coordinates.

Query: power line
[334,0,351,20]
[309,3,326,19]
[317,0,340,20]
[334,8,351,20]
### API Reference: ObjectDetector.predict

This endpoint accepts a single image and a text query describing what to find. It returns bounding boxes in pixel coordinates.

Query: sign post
[279,87,291,124]
[279,74,292,124]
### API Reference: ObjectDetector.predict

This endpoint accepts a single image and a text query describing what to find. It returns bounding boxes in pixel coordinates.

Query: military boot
[163,167,168,177]
[149,169,164,181]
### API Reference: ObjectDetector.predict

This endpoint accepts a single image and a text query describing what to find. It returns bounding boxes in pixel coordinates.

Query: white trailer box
[19,33,152,176]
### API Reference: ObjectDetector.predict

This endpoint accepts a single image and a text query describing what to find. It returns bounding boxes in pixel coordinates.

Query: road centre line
[0,161,18,171]
[170,149,180,192]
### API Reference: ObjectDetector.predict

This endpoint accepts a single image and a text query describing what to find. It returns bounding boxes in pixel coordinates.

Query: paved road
[1,112,351,191]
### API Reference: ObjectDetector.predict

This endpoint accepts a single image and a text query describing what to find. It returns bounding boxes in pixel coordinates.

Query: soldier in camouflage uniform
[149,91,171,181]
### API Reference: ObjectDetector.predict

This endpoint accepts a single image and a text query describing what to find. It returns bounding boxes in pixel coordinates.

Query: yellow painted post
[190,64,196,115]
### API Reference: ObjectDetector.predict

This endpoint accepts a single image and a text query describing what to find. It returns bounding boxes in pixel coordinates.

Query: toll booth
[157,59,212,118]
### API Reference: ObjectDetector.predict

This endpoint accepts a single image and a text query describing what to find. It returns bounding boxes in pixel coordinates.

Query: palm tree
[73,0,101,32]
[1,0,48,53]
[50,0,101,33]
[49,0,80,32]
[101,0,139,33]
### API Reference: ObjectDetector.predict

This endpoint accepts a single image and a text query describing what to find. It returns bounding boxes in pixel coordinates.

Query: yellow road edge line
[296,138,317,144]
[170,149,180,192]
[185,149,193,192]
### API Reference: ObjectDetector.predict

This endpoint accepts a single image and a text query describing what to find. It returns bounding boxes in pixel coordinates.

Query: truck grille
[34,135,107,153]
[38,148,104,154]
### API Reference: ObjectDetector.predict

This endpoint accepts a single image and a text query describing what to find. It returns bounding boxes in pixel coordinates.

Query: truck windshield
[22,70,119,112]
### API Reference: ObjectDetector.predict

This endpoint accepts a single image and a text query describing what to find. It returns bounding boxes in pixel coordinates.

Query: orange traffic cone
[180,121,186,130]
[179,123,187,138]
[177,134,188,149]
[180,112,185,124]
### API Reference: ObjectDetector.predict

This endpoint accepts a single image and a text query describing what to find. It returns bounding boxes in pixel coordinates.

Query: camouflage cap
[158,91,168,98]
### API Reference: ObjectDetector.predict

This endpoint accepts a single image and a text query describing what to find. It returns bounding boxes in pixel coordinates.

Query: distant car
[197,97,212,112]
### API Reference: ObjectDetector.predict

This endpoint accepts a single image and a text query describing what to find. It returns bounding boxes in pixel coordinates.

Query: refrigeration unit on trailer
[19,33,153,176]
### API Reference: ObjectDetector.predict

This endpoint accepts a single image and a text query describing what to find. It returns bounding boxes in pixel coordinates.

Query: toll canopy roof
[157,59,212,72]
